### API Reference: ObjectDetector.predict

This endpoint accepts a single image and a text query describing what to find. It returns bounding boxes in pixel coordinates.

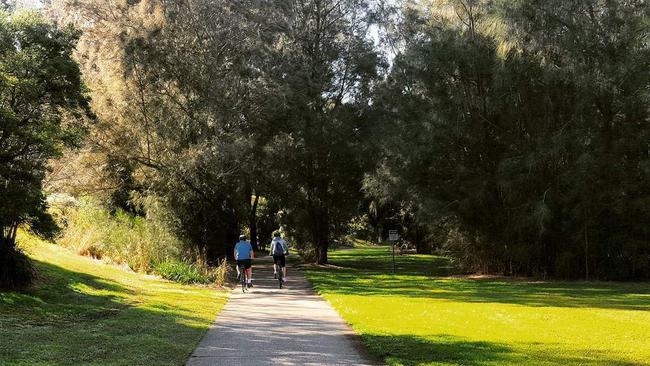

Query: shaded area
[0,254,224,366]
[362,334,643,366]
[310,247,650,311]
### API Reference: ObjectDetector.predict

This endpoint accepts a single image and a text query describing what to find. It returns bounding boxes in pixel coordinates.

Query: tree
[50,0,284,260]
[267,0,382,263]
[371,0,650,279]
[0,10,88,289]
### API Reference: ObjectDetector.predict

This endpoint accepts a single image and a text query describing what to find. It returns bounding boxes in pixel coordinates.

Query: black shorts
[272,254,286,267]
[236,259,252,269]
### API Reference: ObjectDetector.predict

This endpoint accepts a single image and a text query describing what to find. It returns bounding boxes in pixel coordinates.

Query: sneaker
[247,282,253,288]
[282,278,287,283]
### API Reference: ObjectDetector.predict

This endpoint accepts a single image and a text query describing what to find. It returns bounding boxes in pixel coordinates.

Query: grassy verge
[305,246,650,366]
[0,236,228,366]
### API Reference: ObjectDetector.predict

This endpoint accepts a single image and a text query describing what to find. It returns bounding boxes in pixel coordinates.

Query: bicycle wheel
[240,266,247,293]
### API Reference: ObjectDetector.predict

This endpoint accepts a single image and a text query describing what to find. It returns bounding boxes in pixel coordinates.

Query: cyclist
[234,234,254,288]
[269,232,288,282]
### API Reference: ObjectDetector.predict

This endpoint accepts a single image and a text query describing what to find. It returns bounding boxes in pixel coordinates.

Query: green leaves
[0,10,88,252]
[370,0,650,279]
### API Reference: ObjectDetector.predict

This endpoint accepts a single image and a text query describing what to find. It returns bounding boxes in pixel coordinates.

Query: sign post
[388,230,399,274]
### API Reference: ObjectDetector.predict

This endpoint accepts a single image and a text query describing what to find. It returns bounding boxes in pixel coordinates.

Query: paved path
[186,262,381,366]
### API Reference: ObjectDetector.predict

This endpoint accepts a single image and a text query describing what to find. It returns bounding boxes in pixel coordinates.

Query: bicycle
[238,263,248,293]
[276,261,284,289]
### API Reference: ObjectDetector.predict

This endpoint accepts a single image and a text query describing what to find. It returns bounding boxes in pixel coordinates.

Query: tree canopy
[4,0,647,283]
[0,9,88,288]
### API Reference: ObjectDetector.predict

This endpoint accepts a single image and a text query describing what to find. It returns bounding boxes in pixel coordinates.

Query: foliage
[0,245,34,290]
[1,235,227,365]
[48,0,382,264]
[57,197,185,273]
[262,0,383,263]
[152,258,229,286]
[41,0,650,278]
[369,0,650,279]
[305,246,650,366]
[0,9,87,289]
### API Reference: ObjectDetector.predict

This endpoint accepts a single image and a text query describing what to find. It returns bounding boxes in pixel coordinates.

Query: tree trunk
[415,225,429,254]
[1,224,18,249]
[376,225,382,244]
[584,222,590,281]
[249,193,259,251]
[316,206,330,264]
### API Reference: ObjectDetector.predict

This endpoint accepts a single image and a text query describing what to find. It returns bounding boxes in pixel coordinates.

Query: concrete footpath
[186,261,381,366]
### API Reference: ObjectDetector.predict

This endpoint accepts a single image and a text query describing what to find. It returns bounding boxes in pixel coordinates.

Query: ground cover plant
[305,246,650,366]
[0,235,227,365]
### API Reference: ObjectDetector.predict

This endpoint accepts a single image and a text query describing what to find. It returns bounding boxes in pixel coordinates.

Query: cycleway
[185,262,381,366]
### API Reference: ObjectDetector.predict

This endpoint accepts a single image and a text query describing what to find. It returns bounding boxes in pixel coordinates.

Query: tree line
[1,0,648,289]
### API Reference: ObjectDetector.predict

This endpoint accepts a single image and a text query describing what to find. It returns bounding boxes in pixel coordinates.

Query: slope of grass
[305,246,650,366]
[0,236,227,366]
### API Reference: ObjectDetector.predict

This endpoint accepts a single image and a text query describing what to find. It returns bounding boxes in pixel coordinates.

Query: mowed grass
[305,246,650,366]
[0,236,227,366]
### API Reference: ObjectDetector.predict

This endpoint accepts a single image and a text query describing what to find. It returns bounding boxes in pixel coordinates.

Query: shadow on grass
[309,248,650,312]
[362,334,642,366]
[0,258,216,365]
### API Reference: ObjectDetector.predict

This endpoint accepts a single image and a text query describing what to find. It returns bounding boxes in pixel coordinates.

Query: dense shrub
[152,258,229,286]
[55,196,231,285]
[0,245,34,290]
[57,197,184,272]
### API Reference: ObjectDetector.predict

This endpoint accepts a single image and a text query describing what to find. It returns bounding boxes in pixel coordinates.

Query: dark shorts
[273,254,286,268]
[236,259,252,269]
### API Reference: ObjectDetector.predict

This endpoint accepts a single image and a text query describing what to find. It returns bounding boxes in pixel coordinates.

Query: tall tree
[371,0,650,279]
[0,10,88,289]
[267,0,381,263]
[50,0,283,259]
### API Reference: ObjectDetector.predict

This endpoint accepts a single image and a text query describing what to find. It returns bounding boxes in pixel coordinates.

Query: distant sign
[388,230,399,242]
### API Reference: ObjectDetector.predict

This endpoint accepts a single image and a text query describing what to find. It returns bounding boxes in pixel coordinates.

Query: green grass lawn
[305,246,650,366]
[0,236,227,366]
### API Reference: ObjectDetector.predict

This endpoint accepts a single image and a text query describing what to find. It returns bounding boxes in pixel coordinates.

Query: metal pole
[392,242,395,274]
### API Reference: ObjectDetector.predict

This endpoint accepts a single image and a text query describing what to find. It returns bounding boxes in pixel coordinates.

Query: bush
[58,196,185,272]
[0,245,35,290]
[152,259,229,286]
[52,196,235,285]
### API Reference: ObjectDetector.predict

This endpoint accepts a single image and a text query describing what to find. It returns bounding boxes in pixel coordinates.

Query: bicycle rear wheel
[240,266,247,293]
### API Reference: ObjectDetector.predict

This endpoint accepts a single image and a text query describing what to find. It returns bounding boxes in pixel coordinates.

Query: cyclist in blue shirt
[234,235,254,288]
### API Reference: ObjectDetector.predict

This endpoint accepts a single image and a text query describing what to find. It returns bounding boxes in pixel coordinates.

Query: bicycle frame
[239,264,248,293]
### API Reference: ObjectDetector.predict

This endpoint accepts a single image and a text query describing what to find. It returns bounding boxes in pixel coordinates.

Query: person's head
[239,234,246,241]
[273,231,281,238]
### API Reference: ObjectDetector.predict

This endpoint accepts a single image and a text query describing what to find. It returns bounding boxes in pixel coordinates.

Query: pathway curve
[186,261,381,366]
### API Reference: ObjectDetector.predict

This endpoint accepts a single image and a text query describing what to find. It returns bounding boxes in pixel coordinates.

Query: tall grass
[153,258,229,285]
[54,196,228,285]
[57,197,182,272]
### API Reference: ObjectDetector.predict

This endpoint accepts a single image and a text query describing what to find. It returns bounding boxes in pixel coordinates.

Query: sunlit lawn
[305,246,650,366]
[0,236,227,365]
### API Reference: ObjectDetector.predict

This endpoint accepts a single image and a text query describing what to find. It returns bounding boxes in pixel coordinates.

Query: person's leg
[281,256,287,281]
[247,262,253,284]
[273,256,278,277]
